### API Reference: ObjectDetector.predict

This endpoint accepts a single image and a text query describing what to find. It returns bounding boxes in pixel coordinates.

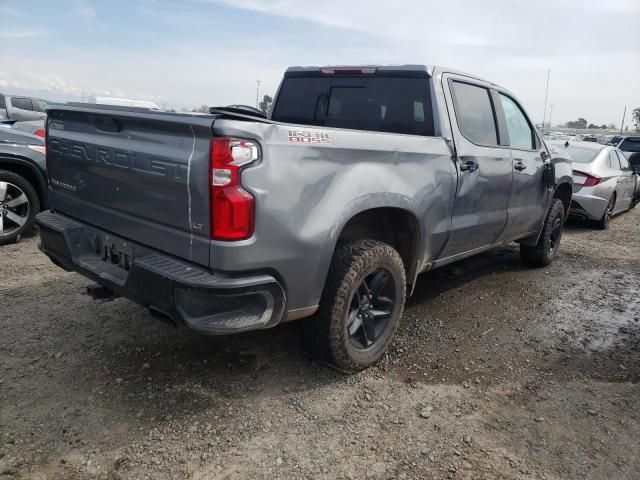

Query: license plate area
[98,233,134,271]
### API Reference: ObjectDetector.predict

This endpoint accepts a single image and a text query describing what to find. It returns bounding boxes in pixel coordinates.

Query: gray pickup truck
[37,65,572,372]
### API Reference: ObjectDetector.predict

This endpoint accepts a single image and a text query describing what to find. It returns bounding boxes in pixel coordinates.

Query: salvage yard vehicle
[0,94,47,122]
[37,65,573,372]
[552,141,639,228]
[0,127,47,245]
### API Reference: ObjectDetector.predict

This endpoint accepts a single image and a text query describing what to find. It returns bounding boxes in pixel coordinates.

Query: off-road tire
[0,170,40,246]
[303,239,406,373]
[520,199,564,267]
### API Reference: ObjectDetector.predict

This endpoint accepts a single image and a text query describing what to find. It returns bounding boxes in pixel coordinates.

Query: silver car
[550,141,638,228]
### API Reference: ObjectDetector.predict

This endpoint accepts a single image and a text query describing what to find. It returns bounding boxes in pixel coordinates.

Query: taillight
[572,170,602,187]
[209,137,258,240]
[34,129,45,138]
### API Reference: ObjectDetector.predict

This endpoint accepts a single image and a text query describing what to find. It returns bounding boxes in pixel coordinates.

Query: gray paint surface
[43,65,572,320]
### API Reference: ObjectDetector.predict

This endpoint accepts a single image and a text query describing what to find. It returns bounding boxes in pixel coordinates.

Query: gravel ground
[1,208,639,480]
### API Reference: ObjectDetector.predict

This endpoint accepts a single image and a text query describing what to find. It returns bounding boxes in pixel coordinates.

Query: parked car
[0,127,47,244]
[37,65,573,372]
[551,141,638,228]
[13,120,45,138]
[0,94,48,122]
[610,136,640,168]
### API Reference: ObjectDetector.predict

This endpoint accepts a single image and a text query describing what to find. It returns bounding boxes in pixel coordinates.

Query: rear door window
[271,75,434,136]
[498,94,535,150]
[450,81,498,145]
[11,97,34,111]
[616,150,630,169]
[608,150,621,170]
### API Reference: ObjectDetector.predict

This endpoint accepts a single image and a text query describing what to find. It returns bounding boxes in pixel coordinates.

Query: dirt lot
[1,209,639,480]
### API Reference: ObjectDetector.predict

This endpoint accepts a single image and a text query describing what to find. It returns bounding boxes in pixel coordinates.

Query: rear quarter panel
[211,119,455,311]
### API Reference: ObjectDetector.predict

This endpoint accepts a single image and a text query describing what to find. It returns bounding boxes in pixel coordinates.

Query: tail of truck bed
[45,104,215,266]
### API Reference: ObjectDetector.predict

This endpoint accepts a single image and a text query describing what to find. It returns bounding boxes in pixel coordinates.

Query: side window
[450,81,498,145]
[619,138,640,153]
[11,97,34,111]
[33,99,47,113]
[499,94,534,150]
[616,150,629,170]
[0,95,5,109]
[608,150,621,170]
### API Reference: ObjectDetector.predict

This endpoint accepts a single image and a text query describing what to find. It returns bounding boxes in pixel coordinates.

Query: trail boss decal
[287,130,330,144]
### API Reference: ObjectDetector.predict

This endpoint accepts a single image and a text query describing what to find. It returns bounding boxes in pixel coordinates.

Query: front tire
[0,170,40,246]
[304,240,406,373]
[520,198,565,267]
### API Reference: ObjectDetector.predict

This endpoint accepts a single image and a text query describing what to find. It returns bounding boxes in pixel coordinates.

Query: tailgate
[46,105,214,267]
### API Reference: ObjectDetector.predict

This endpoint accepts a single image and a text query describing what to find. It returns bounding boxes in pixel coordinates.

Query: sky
[1,0,639,127]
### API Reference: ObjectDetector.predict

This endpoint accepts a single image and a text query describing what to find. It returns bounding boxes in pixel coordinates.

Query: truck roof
[284,65,502,89]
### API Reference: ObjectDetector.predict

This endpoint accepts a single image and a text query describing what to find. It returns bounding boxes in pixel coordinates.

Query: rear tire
[595,194,615,230]
[303,239,406,373]
[0,170,40,246]
[520,199,564,267]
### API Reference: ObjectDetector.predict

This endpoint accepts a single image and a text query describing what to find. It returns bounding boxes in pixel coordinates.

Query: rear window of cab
[272,75,435,136]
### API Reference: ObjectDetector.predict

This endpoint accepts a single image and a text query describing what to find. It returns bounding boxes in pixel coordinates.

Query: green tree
[192,105,209,113]
[632,107,640,132]
[258,95,273,115]
[565,118,588,129]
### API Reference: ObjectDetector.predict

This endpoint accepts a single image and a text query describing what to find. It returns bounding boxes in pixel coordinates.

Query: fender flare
[314,193,424,296]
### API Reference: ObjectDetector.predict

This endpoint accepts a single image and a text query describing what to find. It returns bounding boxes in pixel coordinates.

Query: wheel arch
[327,204,422,295]
[0,156,48,210]
[553,181,572,217]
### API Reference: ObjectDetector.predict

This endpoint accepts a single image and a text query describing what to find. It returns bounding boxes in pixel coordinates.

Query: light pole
[620,106,626,135]
[548,105,554,131]
[541,70,550,134]
[256,80,261,109]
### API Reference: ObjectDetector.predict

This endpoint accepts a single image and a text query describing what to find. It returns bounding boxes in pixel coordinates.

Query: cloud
[1,0,638,124]
[69,6,97,20]
[0,5,25,16]
[0,29,47,39]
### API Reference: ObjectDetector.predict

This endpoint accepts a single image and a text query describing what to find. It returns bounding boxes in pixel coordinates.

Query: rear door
[495,92,549,238]
[615,150,634,207]
[606,149,627,211]
[440,75,513,258]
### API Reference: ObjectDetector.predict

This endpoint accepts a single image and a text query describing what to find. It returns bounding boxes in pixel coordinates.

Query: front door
[496,93,549,238]
[440,76,513,259]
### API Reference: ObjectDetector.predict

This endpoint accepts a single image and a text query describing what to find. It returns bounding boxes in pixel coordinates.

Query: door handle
[514,161,527,171]
[459,160,479,172]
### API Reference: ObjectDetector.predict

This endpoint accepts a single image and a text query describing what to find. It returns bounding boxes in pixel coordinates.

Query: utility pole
[541,70,550,134]
[256,80,261,109]
[619,105,627,135]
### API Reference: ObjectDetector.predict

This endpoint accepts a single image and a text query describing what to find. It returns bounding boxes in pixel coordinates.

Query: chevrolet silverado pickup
[37,65,572,372]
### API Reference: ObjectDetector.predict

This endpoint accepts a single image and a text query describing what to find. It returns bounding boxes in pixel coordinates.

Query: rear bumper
[568,191,608,221]
[35,210,286,334]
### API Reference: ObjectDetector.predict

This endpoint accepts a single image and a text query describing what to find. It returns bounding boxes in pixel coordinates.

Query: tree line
[564,107,640,131]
